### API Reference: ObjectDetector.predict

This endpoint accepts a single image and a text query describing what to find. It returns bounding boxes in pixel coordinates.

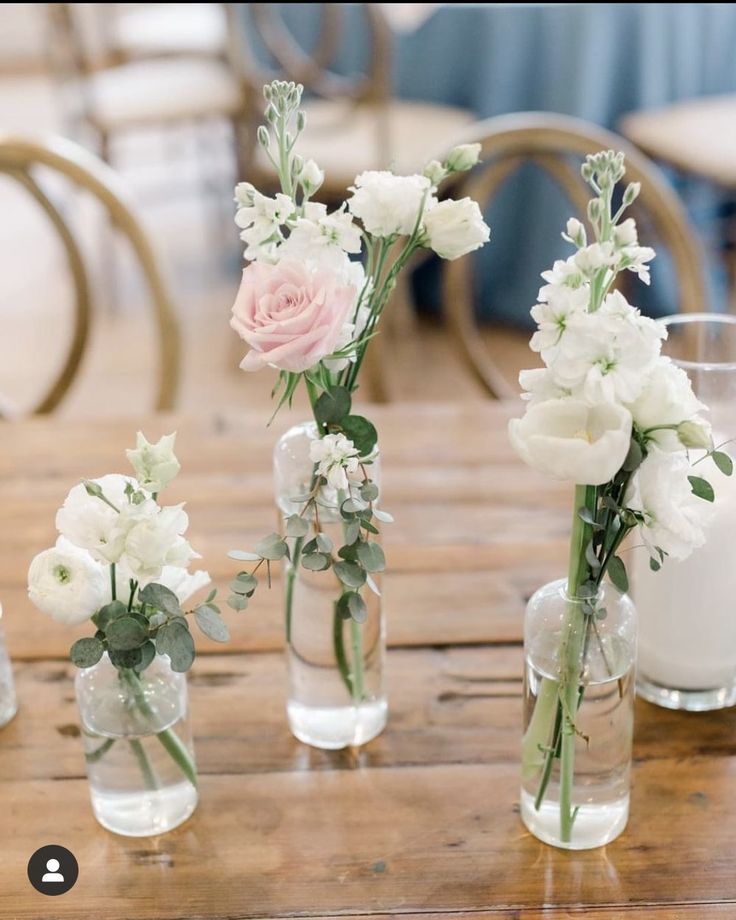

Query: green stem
[558,484,595,843]
[285,535,304,645]
[333,601,353,695]
[110,563,116,602]
[349,618,365,703]
[128,738,159,791]
[84,736,116,764]
[120,669,197,789]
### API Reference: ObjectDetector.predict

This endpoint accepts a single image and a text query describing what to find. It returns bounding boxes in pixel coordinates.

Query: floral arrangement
[509,150,731,843]
[226,81,490,703]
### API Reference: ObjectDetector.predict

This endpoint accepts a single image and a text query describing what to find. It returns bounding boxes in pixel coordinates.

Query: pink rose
[230,259,356,373]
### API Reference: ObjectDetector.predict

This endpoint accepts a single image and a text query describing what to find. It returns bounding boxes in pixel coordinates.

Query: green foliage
[607,555,629,593]
[688,475,715,502]
[356,540,385,573]
[285,514,309,538]
[340,416,377,456]
[334,561,366,589]
[70,636,104,668]
[156,620,195,672]
[255,533,289,560]
[314,386,351,428]
[712,451,734,477]
[194,604,230,642]
[106,616,147,651]
[139,583,182,617]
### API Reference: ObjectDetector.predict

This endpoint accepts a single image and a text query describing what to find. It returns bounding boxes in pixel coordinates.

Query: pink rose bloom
[230,259,356,373]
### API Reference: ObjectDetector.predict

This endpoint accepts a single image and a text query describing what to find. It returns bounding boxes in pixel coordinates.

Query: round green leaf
[256,533,289,561]
[314,386,351,426]
[106,616,148,651]
[156,621,195,672]
[134,640,156,673]
[70,636,104,668]
[302,552,331,571]
[346,592,368,624]
[285,514,309,538]
[333,561,366,588]
[138,583,182,617]
[194,605,230,643]
[340,415,377,457]
[227,593,248,611]
[356,541,385,573]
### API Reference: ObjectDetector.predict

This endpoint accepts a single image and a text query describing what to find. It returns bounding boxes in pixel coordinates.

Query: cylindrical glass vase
[274,421,387,750]
[633,314,736,710]
[0,615,17,728]
[75,653,198,837]
[520,579,636,849]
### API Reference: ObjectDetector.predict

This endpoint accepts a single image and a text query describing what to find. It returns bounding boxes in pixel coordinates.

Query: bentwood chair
[0,134,180,414]
[234,3,474,199]
[440,112,707,398]
[46,4,248,175]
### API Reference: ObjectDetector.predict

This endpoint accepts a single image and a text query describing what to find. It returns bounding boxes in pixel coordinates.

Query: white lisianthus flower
[123,504,198,581]
[631,358,710,451]
[445,143,481,172]
[299,158,324,194]
[347,171,436,237]
[309,433,361,491]
[508,398,632,485]
[126,431,180,494]
[625,449,712,559]
[27,538,108,625]
[56,474,136,564]
[423,198,490,260]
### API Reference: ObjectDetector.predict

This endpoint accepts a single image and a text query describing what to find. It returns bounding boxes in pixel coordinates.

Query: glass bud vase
[274,421,387,750]
[0,615,17,728]
[633,314,736,710]
[75,653,198,837]
[520,579,637,850]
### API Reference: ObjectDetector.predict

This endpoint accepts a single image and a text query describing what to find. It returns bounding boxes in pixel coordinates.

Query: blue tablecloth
[239,4,736,324]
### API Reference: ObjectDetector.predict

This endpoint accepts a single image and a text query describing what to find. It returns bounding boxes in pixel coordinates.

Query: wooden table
[2,404,735,919]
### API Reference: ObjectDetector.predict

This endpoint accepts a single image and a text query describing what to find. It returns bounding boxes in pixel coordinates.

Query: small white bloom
[235,189,294,261]
[445,143,481,172]
[563,218,586,248]
[126,431,180,494]
[631,358,709,451]
[56,474,136,564]
[612,217,638,248]
[28,538,108,625]
[423,198,490,260]
[348,171,436,237]
[508,398,632,485]
[518,367,571,404]
[625,448,713,559]
[299,158,324,194]
[574,242,616,276]
[309,433,361,491]
[619,244,656,285]
[529,285,589,354]
[123,504,198,582]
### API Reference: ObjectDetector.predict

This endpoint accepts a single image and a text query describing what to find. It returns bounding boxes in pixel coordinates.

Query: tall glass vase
[274,421,387,750]
[75,653,198,836]
[633,314,736,710]
[520,579,637,849]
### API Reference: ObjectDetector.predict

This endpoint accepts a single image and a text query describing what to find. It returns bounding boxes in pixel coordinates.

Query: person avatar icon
[41,859,64,883]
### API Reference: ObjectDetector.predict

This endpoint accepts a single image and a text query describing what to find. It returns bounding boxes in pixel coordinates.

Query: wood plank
[5,649,736,782]
[2,758,736,919]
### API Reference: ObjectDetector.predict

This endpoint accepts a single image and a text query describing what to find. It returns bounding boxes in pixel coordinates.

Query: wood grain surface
[1,405,734,919]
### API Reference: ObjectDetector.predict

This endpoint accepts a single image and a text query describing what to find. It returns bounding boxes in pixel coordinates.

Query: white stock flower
[235,189,294,261]
[348,171,435,237]
[625,448,712,559]
[56,474,136,564]
[529,286,589,354]
[423,198,490,260]
[518,367,571,404]
[612,218,638,248]
[574,242,617,276]
[280,202,362,268]
[123,504,198,581]
[540,257,585,293]
[508,398,632,485]
[631,358,709,451]
[309,433,361,491]
[28,538,108,625]
[126,431,180,494]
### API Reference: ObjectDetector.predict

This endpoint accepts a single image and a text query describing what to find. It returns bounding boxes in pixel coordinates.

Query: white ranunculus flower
[56,474,136,564]
[126,431,180,494]
[123,504,197,581]
[309,433,361,491]
[423,198,490,260]
[631,358,709,451]
[508,398,632,485]
[347,171,436,237]
[625,448,713,559]
[28,538,108,625]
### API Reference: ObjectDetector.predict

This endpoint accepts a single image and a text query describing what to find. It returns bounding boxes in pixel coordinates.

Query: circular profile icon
[27,845,78,896]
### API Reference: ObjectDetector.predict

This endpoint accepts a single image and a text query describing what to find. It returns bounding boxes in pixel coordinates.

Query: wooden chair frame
[0,134,180,413]
[442,112,708,398]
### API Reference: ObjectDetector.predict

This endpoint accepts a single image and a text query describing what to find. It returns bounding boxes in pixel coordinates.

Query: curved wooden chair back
[238,4,392,104]
[442,113,707,399]
[0,135,180,414]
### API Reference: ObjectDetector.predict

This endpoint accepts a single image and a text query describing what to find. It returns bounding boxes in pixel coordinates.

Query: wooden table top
[2,404,735,919]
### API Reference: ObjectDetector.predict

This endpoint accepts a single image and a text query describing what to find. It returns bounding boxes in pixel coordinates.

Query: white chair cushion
[114,3,228,58]
[257,98,474,183]
[87,57,242,129]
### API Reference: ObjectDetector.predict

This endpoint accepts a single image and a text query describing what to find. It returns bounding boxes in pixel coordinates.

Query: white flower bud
[445,143,481,173]
[299,158,324,193]
[677,420,713,450]
[297,110,307,132]
[563,218,587,248]
[623,182,641,207]
[257,126,270,149]
[423,159,446,186]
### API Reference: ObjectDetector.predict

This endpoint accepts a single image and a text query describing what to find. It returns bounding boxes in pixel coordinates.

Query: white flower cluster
[27,433,210,626]
[509,154,713,561]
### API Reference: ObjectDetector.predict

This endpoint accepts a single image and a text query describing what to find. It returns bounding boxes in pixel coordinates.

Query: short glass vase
[274,420,387,750]
[75,653,198,837]
[520,578,637,850]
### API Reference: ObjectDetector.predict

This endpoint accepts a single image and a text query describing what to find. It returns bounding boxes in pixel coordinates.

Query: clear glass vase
[0,617,17,728]
[633,314,736,710]
[75,653,198,837]
[520,578,637,849]
[274,421,387,750]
